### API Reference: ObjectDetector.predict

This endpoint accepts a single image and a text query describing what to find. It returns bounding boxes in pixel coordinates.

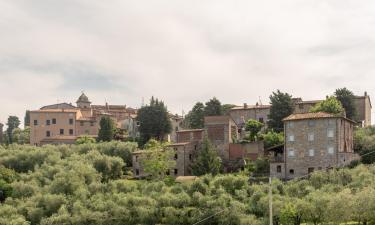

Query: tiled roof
[295,100,322,104]
[231,105,271,110]
[30,109,79,113]
[283,112,356,123]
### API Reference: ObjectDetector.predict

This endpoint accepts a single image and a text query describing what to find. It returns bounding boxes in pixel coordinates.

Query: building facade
[30,93,138,145]
[229,103,270,134]
[270,112,359,180]
[354,92,372,127]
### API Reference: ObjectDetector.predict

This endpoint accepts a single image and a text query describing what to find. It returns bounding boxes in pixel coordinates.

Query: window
[69,119,74,125]
[46,120,50,126]
[175,126,179,131]
[46,131,51,137]
[299,104,304,109]
[308,120,315,126]
[308,149,315,157]
[288,135,295,142]
[288,149,295,157]
[328,119,335,125]
[174,169,178,175]
[33,120,38,126]
[308,133,314,141]
[69,129,73,135]
[52,118,56,124]
[327,128,334,138]
[135,156,138,162]
[135,169,139,176]
[308,167,314,174]
[288,122,294,128]
[194,145,197,150]
[60,129,64,135]
[85,130,89,134]
[80,121,84,126]
[289,169,295,175]
[277,165,282,173]
[258,117,264,123]
[166,170,170,176]
[90,121,94,126]
[327,146,334,155]
[189,154,192,160]
[174,154,178,160]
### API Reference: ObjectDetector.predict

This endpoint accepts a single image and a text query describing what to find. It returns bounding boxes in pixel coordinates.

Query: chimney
[243,103,248,109]
[365,91,368,96]
[256,102,259,106]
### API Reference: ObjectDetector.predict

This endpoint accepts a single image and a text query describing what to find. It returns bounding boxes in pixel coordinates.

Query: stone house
[30,93,138,145]
[293,92,372,127]
[269,112,359,180]
[229,103,270,135]
[354,92,372,127]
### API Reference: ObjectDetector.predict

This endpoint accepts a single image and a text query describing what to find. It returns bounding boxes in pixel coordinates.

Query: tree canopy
[204,97,223,116]
[245,119,264,142]
[137,97,172,145]
[334,87,357,120]
[310,96,344,115]
[191,135,222,176]
[98,116,115,142]
[268,90,294,132]
[6,116,20,144]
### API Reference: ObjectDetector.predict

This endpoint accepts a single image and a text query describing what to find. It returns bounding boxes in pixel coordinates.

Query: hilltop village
[0,89,371,180]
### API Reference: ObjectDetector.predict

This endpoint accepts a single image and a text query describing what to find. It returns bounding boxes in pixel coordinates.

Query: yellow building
[30,93,138,145]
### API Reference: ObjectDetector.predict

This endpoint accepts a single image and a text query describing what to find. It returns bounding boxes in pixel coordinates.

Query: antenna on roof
[258,96,263,105]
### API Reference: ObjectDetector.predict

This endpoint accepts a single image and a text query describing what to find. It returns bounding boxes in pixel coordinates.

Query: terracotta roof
[283,112,356,123]
[231,105,271,110]
[295,100,322,105]
[176,129,204,133]
[30,109,79,113]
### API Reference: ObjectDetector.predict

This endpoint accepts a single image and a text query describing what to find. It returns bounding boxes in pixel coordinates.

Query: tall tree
[6,116,20,144]
[310,96,344,115]
[204,97,223,116]
[334,88,357,120]
[268,90,294,132]
[24,110,30,127]
[222,104,236,115]
[98,116,115,142]
[186,102,205,129]
[191,135,222,176]
[245,119,264,141]
[137,97,172,145]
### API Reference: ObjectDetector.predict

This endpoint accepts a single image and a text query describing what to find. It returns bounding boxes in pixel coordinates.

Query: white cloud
[1,0,375,124]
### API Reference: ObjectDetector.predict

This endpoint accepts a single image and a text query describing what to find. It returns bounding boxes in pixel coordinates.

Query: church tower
[76,92,91,109]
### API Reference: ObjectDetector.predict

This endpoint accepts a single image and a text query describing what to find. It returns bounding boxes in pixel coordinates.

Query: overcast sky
[1,0,375,125]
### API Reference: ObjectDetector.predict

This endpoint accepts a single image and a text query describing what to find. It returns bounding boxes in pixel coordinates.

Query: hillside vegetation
[1,143,375,225]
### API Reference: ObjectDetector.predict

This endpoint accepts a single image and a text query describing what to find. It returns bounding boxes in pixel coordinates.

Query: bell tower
[76,92,91,109]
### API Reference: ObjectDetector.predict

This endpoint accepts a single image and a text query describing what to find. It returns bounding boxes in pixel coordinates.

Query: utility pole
[269,177,273,225]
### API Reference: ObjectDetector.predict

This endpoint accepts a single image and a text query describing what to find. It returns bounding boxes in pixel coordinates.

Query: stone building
[293,92,372,127]
[269,112,359,180]
[204,116,239,160]
[168,114,184,142]
[354,92,372,127]
[132,130,203,178]
[30,93,138,145]
[229,103,270,134]
[0,123,3,144]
